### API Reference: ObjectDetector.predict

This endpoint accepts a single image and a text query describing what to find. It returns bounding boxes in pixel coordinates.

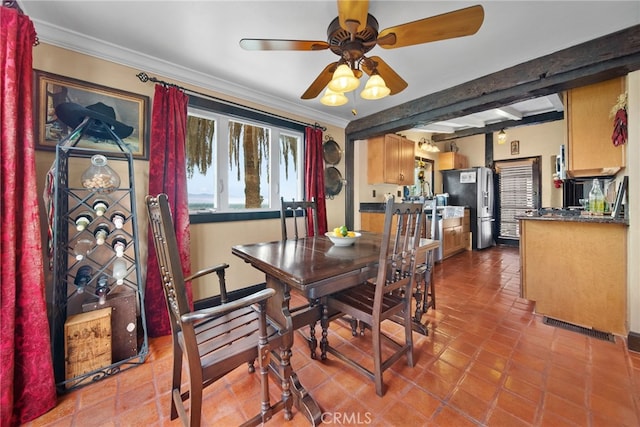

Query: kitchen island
[519,213,628,335]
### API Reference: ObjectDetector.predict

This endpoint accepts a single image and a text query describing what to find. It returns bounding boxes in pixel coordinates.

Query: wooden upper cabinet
[438,152,468,170]
[367,134,415,185]
[566,77,626,177]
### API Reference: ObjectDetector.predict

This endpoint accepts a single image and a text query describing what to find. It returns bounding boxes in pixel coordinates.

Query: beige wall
[33,43,346,300]
[492,121,565,208]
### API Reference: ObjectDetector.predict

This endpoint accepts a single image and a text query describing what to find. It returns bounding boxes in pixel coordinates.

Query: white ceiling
[19,1,640,131]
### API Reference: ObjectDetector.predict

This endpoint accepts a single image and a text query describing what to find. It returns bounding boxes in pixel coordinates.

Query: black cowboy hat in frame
[55,102,134,140]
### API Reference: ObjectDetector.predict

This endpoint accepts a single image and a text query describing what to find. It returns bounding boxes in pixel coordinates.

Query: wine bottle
[74,265,92,294]
[75,212,94,231]
[92,199,109,217]
[95,275,109,305]
[112,258,127,285]
[73,238,94,261]
[94,224,110,245]
[112,236,127,257]
[111,212,126,229]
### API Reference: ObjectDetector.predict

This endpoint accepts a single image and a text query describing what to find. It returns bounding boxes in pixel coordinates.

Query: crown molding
[31,19,349,129]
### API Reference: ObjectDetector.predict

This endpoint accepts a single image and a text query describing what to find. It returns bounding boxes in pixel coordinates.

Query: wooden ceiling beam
[345,24,640,140]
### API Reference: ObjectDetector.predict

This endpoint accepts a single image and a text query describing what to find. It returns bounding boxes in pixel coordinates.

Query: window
[185,101,304,221]
[495,158,541,240]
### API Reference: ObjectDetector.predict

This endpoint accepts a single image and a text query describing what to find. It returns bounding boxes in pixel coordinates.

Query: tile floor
[25,246,640,426]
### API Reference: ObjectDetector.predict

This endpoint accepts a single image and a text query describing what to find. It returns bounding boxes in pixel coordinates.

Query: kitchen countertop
[516,213,628,225]
[360,202,468,214]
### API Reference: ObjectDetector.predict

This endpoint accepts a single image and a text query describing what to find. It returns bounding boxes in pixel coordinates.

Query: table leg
[266,276,322,426]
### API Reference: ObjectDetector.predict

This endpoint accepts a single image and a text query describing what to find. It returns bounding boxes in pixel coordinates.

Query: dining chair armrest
[185,263,231,303]
[185,263,230,282]
[181,288,276,324]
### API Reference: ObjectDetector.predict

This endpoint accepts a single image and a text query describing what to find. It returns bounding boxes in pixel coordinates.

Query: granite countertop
[360,202,468,213]
[516,213,628,225]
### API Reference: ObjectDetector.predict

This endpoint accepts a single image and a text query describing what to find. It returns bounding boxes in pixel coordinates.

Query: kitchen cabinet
[48,120,148,391]
[438,152,467,171]
[566,76,626,177]
[519,217,627,335]
[441,209,470,259]
[367,134,415,185]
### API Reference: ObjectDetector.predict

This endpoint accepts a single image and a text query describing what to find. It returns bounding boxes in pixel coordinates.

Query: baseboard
[194,283,266,310]
[628,331,640,353]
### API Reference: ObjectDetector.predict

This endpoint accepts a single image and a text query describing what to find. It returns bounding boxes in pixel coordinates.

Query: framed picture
[510,140,520,155]
[34,70,149,159]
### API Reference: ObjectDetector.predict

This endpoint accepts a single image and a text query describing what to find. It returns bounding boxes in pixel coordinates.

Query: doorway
[494,157,541,245]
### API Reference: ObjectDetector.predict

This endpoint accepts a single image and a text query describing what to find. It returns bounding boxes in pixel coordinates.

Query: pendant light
[360,73,390,100]
[328,64,360,93]
[320,87,348,106]
[497,129,507,144]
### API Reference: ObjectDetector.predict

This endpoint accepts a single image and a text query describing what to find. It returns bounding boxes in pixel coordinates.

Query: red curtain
[304,127,328,234]
[0,6,57,426]
[145,85,192,337]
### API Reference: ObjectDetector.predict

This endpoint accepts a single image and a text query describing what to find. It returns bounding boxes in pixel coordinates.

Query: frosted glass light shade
[320,88,348,106]
[328,64,360,93]
[360,74,390,100]
[497,129,507,144]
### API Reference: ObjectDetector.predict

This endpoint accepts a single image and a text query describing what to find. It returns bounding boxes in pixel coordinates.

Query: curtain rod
[136,72,326,131]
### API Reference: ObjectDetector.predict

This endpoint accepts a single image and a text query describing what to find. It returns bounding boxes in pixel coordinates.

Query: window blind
[498,163,535,239]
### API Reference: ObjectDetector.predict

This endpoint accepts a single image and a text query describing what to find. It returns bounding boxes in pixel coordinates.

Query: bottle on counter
[589,178,605,214]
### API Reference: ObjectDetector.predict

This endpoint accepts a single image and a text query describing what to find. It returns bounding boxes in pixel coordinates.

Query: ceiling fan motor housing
[327,14,379,63]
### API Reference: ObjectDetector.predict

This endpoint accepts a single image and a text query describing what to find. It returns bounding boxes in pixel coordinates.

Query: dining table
[231,231,439,426]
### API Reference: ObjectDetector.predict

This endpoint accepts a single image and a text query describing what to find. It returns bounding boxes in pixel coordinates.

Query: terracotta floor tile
[456,373,499,403]
[448,386,492,424]
[377,400,428,426]
[543,392,590,426]
[486,406,533,427]
[24,246,640,427]
[494,389,538,424]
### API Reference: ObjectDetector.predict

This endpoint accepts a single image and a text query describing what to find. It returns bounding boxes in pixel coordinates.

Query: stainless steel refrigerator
[441,167,495,250]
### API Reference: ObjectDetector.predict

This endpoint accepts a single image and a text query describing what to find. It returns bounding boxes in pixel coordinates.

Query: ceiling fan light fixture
[328,64,360,93]
[360,73,390,100]
[320,87,348,106]
[497,129,507,144]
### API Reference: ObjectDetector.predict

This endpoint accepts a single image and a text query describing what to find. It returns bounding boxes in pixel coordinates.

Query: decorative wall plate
[323,138,341,165]
[324,166,343,197]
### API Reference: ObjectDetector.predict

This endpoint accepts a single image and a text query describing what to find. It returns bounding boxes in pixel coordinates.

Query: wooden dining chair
[280,197,319,240]
[146,194,289,426]
[280,197,324,358]
[320,195,423,396]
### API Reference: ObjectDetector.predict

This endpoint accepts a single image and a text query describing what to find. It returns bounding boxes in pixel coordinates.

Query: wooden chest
[64,307,112,387]
[83,289,138,362]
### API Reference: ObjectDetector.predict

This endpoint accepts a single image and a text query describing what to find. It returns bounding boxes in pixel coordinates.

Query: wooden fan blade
[240,39,329,51]
[377,5,484,49]
[301,62,339,99]
[337,0,369,34]
[362,56,407,95]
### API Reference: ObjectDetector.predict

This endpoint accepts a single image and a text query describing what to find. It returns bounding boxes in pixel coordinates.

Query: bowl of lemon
[325,226,361,246]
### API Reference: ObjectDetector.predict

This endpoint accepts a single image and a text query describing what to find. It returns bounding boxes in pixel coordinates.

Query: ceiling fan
[239,1,484,103]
